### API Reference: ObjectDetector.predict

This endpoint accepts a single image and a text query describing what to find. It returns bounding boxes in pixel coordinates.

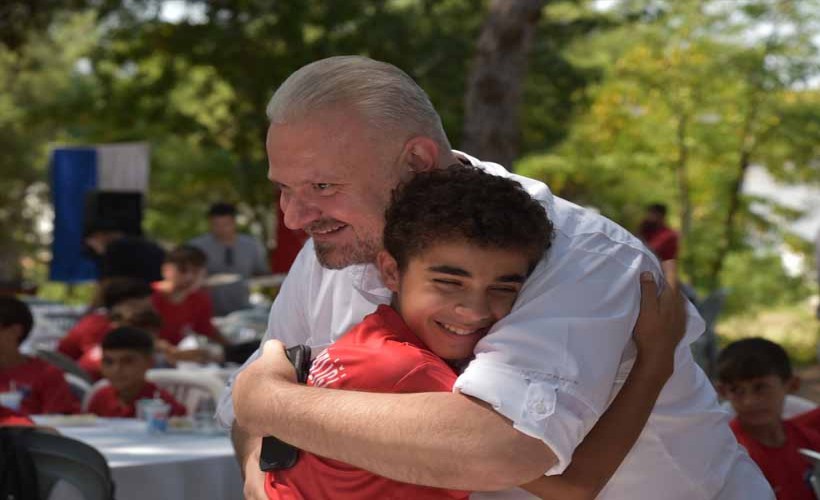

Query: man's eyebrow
[428,265,471,277]
[496,274,527,283]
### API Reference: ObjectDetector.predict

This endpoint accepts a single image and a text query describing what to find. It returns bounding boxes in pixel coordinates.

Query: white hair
[266,56,451,150]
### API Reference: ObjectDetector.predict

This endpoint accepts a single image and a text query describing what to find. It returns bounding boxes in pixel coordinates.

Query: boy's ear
[376,250,401,293]
[787,376,801,394]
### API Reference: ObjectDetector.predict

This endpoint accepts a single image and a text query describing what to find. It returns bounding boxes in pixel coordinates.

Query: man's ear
[376,250,401,293]
[787,376,801,394]
[715,382,728,400]
[402,136,440,174]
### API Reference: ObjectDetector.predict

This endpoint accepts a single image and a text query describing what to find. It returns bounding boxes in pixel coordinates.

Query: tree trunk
[707,97,758,290]
[462,0,546,170]
[674,113,694,275]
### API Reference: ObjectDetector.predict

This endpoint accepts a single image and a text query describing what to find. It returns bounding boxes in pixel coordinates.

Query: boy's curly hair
[383,165,554,272]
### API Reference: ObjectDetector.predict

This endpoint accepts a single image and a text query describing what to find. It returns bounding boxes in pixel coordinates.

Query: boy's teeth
[441,323,474,336]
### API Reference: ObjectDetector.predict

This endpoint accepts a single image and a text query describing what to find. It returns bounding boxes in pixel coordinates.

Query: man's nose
[281,192,321,230]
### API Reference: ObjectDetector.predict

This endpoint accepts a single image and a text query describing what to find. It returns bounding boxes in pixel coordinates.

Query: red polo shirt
[152,288,217,346]
[731,408,820,500]
[266,305,467,500]
[0,357,79,415]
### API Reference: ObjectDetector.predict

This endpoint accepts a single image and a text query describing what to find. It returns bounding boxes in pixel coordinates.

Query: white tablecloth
[34,417,243,500]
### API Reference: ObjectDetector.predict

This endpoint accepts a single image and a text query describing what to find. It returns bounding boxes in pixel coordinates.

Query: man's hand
[232,340,297,433]
[231,425,267,500]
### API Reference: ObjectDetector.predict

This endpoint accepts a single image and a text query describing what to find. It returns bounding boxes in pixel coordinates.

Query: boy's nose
[454,297,493,325]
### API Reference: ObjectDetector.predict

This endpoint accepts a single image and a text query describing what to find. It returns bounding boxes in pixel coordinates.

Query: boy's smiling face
[378,241,532,361]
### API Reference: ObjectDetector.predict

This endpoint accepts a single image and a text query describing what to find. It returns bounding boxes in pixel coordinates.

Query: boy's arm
[521,270,686,500]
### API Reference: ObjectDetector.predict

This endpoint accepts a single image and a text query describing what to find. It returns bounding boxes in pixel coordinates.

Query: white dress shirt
[217,152,772,499]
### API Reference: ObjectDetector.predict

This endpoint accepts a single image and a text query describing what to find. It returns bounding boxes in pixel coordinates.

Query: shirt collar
[348,263,392,301]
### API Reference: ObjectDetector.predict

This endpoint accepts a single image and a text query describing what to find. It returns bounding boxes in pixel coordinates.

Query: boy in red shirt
[718,337,820,500]
[87,327,186,418]
[152,245,227,346]
[0,296,79,415]
[265,166,687,499]
[58,277,154,380]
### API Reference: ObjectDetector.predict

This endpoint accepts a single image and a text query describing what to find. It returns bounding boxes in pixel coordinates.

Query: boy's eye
[433,279,461,288]
[490,286,519,294]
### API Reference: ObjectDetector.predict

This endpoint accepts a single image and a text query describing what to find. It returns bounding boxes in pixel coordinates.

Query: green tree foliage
[0,10,99,281]
[518,0,820,303]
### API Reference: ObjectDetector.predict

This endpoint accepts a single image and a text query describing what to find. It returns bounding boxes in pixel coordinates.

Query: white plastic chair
[63,373,92,404]
[81,370,225,416]
[82,380,111,413]
[145,369,226,416]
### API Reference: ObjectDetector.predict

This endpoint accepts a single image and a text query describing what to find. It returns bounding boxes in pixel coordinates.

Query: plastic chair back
[17,429,114,500]
[36,349,94,385]
[64,373,92,403]
[146,369,225,415]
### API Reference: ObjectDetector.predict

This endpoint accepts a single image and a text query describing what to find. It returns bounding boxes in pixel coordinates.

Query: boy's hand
[632,262,687,377]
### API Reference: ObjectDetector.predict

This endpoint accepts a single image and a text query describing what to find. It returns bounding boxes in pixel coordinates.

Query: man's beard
[314,236,381,269]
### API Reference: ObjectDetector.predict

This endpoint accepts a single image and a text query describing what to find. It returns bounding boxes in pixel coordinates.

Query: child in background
[110,302,215,366]
[152,245,227,347]
[265,166,686,500]
[0,296,79,415]
[717,337,820,500]
[58,277,154,380]
[86,327,186,418]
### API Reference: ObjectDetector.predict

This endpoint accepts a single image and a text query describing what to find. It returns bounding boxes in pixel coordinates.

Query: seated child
[152,245,227,346]
[110,302,215,366]
[58,277,154,380]
[718,337,820,500]
[266,166,686,499]
[0,296,79,415]
[87,327,186,418]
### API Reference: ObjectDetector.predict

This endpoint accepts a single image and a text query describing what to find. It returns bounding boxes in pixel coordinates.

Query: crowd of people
[1,202,267,426]
[2,55,818,500]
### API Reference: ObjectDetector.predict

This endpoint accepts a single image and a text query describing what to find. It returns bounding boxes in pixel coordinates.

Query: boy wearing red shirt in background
[0,296,79,415]
[718,337,820,500]
[265,167,687,499]
[87,327,186,418]
[58,278,154,380]
[151,245,227,347]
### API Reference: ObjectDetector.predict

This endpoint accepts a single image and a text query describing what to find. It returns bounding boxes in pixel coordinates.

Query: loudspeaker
[84,190,143,236]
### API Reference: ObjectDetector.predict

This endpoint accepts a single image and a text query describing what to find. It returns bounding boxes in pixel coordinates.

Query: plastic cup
[0,391,23,412]
[136,398,155,420]
[142,401,171,433]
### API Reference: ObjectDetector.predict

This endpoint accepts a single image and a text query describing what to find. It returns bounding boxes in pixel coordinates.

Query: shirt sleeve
[215,241,315,428]
[453,236,655,476]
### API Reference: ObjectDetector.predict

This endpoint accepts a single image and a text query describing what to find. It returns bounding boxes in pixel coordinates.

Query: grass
[716,298,820,366]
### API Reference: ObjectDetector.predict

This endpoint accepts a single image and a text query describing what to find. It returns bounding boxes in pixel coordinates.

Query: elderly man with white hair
[219,56,773,499]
